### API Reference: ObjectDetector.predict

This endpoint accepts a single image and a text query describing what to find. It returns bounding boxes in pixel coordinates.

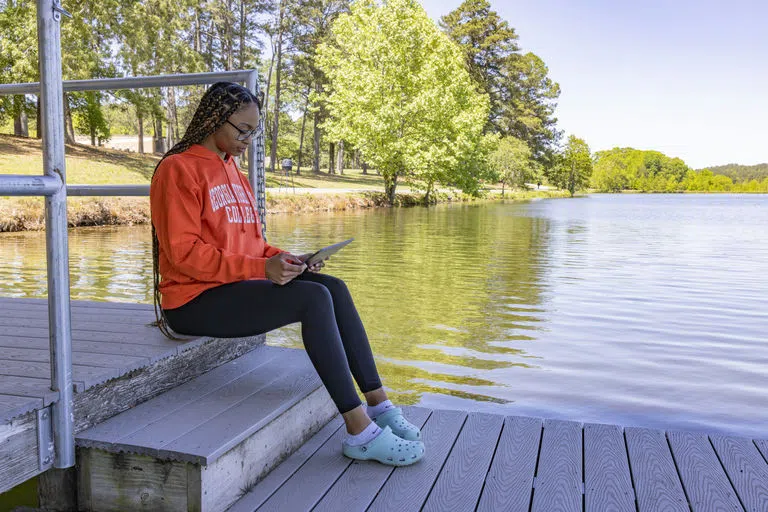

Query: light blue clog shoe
[372,407,422,441]
[342,426,425,466]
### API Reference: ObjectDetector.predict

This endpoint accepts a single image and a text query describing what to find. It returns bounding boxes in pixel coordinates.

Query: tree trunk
[354,149,360,169]
[194,8,201,53]
[165,87,178,149]
[90,126,96,146]
[336,140,344,175]
[384,174,398,205]
[269,1,284,174]
[239,0,245,69]
[501,181,505,197]
[153,116,165,154]
[63,93,75,144]
[328,142,335,174]
[312,83,321,173]
[296,88,310,176]
[137,110,144,154]
[35,96,41,139]
[225,0,234,70]
[362,160,368,175]
[13,97,28,137]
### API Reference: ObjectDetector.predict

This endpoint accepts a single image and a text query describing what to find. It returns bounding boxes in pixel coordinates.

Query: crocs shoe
[343,426,425,466]
[372,407,422,441]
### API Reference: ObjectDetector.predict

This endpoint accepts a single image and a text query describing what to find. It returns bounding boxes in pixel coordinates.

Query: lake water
[1,193,766,437]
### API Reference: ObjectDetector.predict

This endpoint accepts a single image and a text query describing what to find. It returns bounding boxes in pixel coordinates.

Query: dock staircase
[75,343,336,512]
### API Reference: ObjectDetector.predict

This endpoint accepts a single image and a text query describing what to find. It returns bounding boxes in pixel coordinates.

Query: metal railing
[0,1,265,470]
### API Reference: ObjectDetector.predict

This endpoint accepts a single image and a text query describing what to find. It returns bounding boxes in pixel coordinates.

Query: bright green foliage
[316,0,490,204]
[488,136,536,194]
[549,135,592,196]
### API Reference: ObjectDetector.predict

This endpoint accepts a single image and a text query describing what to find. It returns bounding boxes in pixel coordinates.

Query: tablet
[304,238,354,266]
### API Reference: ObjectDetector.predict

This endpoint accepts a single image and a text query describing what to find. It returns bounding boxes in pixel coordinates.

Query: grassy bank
[0,134,567,232]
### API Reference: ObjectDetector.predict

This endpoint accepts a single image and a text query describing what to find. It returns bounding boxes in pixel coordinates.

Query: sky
[418,0,768,168]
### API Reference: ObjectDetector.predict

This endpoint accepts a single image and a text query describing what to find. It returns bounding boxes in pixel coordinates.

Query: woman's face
[212,102,260,157]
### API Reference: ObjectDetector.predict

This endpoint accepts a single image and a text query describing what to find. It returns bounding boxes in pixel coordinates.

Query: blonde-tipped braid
[150,82,262,339]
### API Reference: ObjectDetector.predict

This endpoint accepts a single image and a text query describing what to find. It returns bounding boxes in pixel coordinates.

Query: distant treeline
[700,163,768,183]
[591,148,768,193]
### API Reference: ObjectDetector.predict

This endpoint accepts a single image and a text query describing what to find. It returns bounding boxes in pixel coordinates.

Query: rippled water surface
[1,194,766,437]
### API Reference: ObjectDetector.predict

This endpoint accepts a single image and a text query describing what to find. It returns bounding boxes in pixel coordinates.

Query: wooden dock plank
[476,415,542,512]
[584,423,635,512]
[367,409,467,512]
[0,315,158,333]
[711,434,768,512]
[0,360,117,387]
[0,303,154,323]
[0,297,151,310]
[0,335,170,358]
[0,395,42,421]
[311,407,431,512]
[0,376,58,404]
[625,427,689,512]
[227,417,346,512]
[422,412,504,512]
[531,419,582,512]
[253,417,353,511]
[0,346,146,367]
[667,430,743,511]
[756,440,768,463]
[76,345,276,444]
[1,324,181,346]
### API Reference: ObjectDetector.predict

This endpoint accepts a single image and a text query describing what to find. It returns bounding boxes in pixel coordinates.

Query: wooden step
[75,344,337,512]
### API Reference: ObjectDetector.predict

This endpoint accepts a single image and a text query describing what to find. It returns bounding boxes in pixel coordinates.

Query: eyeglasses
[225,120,261,141]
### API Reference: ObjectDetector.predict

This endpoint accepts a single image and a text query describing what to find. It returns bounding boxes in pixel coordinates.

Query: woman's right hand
[265,253,306,285]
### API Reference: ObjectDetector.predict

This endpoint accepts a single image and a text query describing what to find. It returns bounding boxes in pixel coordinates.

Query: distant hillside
[702,163,768,183]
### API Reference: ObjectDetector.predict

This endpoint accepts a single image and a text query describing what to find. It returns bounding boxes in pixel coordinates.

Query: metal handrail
[0,2,264,470]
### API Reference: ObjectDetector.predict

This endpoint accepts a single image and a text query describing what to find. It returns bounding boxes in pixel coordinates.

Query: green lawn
[0,134,387,190]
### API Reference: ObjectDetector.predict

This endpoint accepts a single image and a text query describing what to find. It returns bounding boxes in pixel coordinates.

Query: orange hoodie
[150,144,283,309]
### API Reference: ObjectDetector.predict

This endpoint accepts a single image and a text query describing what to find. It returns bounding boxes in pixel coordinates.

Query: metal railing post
[38,0,75,468]
[247,70,267,238]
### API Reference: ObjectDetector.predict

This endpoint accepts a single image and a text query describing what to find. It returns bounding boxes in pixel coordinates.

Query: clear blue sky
[419,0,768,168]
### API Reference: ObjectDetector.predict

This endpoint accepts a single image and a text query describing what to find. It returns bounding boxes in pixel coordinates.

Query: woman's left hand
[297,253,325,273]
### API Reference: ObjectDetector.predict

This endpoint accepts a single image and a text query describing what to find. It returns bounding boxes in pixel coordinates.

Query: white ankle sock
[346,421,382,446]
[367,399,395,419]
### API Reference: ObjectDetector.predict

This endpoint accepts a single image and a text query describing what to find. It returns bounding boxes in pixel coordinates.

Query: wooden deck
[231,407,768,512]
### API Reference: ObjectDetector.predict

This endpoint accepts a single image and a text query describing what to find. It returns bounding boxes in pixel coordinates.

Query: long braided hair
[151,82,262,339]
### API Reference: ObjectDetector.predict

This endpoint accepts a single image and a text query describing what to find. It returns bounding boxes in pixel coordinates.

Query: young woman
[149,82,424,466]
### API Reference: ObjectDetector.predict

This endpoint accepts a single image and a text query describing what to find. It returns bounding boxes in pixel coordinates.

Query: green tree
[488,136,534,196]
[549,135,592,196]
[441,0,561,164]
[0,0,38,136]
[316,0,489,204]
[439,0,518,133]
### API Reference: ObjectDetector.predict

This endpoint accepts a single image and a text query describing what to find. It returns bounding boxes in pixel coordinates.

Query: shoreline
[0,189,568,233]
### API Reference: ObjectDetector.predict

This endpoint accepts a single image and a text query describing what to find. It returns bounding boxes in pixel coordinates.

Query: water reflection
[2,195,768,437]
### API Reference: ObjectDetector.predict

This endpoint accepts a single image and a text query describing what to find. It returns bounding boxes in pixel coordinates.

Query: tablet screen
[305,238,354,266]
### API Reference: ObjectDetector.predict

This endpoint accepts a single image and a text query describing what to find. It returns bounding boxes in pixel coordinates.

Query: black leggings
[164,272,382,414]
